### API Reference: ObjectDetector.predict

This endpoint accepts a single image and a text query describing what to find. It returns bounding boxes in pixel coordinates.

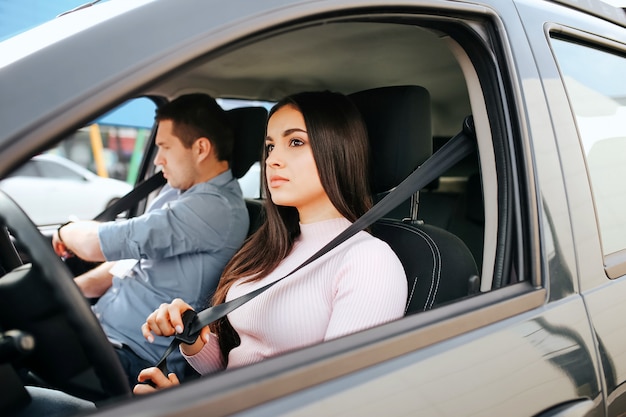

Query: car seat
[349,85,479,314]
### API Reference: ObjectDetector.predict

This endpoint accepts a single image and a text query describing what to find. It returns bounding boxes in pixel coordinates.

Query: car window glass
[551,38,626,256]
[217,98,273,199]
[35,160,84,180]
[6,161,39,178]
[7,97,156,227]
[49,97,158,185]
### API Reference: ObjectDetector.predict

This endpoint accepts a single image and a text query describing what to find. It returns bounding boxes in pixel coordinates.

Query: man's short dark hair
[155,93,234,162]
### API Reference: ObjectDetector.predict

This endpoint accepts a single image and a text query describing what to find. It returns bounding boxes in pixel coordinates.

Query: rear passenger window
[217,98,274,199]
[551,38,626,257]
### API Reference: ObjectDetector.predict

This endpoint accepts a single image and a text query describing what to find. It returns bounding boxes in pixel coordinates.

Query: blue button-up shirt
[94,170,249,374]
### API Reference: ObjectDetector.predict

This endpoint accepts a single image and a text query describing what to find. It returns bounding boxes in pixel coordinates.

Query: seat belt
[59,172,165,277]
[93,171,166,222]
[154,116,476,374]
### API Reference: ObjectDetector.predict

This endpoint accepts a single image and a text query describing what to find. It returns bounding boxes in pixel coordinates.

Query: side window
[5,98,156,227]
[6,161,38,178]
[50,97,157,185]
[217,98,273,199]
[236,161,262,199]
[35,160,84,180]
[551,39,626,256]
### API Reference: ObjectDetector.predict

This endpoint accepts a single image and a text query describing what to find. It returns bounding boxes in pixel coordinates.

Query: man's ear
[194,137,213,162]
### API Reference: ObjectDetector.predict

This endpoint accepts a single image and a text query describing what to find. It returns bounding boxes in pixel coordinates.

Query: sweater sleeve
[325,237,408,341]
[180,333,225,375]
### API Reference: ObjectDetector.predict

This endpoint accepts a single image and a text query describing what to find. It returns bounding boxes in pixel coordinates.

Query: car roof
[0,0,466,171]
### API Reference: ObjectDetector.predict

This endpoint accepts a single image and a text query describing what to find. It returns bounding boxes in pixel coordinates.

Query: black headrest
[349,86,432,194]
[226,106,268,179]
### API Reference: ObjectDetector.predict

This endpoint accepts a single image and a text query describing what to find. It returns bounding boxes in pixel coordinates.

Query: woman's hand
[133,367,180,394]
[141,298,211,355]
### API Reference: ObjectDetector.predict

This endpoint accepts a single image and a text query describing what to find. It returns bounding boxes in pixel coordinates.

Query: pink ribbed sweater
[183,217,407,375]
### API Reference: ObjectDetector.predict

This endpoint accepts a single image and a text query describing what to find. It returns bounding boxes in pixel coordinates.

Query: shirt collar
[185,169,234,193]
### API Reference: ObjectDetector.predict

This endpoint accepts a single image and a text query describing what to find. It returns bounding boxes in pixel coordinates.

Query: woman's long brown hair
[210,91,372,361]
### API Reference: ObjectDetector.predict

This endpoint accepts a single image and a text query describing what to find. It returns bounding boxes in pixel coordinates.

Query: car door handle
[535,399,595,417]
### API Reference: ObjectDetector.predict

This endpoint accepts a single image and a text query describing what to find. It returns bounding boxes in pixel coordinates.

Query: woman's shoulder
[352,229,393,247]
[344,230,402,264]
[336,230,408,293]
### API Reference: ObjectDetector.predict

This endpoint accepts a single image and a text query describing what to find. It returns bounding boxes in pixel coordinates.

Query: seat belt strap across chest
[93,171,166,222]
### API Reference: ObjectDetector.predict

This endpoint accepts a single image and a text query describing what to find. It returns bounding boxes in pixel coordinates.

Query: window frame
[116,8,544,413]
[548,30,626,279]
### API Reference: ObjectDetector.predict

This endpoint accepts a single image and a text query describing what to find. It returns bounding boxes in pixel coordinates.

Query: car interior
[0,10,524,413]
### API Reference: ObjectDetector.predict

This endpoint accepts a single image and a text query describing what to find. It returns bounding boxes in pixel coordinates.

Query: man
[52,93,249,388]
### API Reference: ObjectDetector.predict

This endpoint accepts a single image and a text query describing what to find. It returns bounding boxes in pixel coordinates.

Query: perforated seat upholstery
[349,86,478,314]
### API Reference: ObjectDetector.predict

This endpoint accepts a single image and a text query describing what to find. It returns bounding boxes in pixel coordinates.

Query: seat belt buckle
[174,309,200,345]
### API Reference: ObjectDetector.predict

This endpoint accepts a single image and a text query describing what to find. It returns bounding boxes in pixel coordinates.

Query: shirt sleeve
[98,188,233,261]
[324,237,408,341]
[181,332,225,375]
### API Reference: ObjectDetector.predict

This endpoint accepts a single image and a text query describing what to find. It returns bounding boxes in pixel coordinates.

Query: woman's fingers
[200,326,212,344]
[133,367,180,394]
[142,298,194,342]
[167,372,180,385]
[133,380,156,395]
[141,321,156,343]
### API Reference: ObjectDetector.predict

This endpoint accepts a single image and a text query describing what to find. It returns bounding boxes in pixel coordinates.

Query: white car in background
[0,153,132,226]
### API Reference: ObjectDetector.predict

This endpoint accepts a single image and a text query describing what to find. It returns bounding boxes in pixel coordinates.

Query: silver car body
[0,0,625,416]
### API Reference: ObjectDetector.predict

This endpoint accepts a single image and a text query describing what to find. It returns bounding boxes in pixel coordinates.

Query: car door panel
[516,3,626,416]
[230,297,599,417]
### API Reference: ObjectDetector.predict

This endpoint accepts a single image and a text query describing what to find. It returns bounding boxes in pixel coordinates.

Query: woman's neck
[298,217,351,240]
[297,202,343,224]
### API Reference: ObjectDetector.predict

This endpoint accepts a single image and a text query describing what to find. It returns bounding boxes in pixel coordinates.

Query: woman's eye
[265,143,274,153]
[289,138,304,147]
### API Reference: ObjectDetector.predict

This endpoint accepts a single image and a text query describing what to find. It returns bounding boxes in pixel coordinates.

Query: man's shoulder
[183,179,244,204]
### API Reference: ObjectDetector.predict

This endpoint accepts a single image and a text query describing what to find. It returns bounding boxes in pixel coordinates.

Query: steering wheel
[0,190,131,402]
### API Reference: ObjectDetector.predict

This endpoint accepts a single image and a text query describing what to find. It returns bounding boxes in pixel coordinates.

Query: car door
[515,2,626,415]
[1,0,619,415]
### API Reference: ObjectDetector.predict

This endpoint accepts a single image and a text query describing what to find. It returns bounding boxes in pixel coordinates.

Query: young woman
[135,90,408,392]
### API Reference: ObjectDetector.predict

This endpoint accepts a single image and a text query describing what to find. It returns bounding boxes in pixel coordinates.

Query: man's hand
[74,262,115,298]
[50,220,105,262]
[52,226,73,259]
